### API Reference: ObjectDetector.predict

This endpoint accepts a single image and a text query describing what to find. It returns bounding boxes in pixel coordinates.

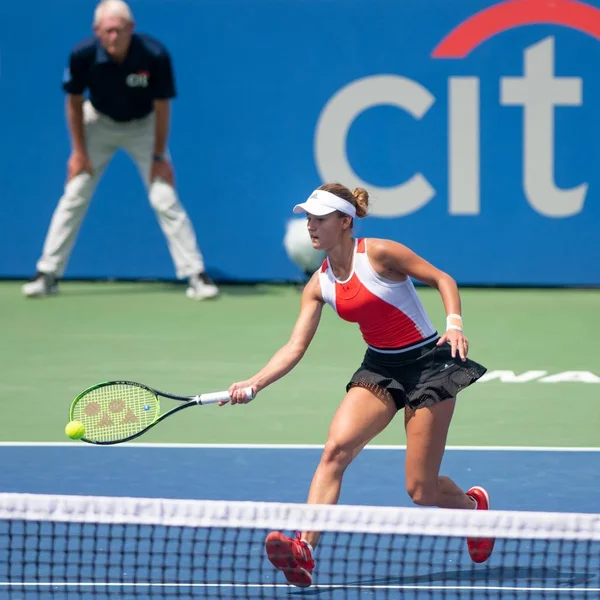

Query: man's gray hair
[93,0,134,26]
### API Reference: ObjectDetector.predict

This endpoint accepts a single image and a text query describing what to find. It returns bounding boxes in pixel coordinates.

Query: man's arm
[152,99,170,157]
[151,47,176,158]
[150,48,176,183]
[66,94,86,156]
[62,48,93,178]
[65,93,94,179]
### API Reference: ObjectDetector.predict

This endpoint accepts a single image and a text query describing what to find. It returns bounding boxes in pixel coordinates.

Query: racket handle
[197,386,254,405]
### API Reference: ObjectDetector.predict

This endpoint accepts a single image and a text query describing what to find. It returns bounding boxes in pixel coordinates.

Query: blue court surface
[1,444,599,599]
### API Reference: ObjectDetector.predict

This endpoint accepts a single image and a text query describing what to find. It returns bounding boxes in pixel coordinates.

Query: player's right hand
[67,151,94,181]
[225,381,257,406]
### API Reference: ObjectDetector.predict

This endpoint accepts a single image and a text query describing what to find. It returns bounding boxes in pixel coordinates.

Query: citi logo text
[315,0,598,218]
[126,71,150,88]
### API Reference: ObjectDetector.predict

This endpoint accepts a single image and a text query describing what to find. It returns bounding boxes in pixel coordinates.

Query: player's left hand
[436,329,469,361]
[151,159,175,186]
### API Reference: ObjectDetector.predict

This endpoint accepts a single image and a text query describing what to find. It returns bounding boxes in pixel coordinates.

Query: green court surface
[1,281,598,447]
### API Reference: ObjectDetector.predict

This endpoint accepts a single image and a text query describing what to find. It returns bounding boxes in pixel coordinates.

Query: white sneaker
[22,272,59,297]
[185,272,219,300]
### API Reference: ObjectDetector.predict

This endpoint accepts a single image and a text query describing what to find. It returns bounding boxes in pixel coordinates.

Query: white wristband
[446,314,463,331]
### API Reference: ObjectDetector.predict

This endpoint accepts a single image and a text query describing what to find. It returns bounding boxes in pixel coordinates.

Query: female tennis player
[227,183,495,587]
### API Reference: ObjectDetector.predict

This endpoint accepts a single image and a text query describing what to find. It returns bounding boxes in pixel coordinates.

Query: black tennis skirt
[347,338,487,410]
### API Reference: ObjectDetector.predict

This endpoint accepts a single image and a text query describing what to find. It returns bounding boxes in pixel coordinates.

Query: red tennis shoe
[265,531,315,587]
[466,486,496,563]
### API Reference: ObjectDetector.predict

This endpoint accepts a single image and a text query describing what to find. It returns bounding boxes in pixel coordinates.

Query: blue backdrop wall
[2,0,599,285]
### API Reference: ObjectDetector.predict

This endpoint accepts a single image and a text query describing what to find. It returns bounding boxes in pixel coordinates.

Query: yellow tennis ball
[65,420,85,440]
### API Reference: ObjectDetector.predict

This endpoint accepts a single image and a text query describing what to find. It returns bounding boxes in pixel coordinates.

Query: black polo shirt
[62,33,176,122]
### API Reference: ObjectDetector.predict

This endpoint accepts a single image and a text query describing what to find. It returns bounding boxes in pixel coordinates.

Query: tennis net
[0,492,598,599]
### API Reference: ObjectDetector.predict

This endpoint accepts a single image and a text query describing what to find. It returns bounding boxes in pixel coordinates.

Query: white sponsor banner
[478,371,600,384]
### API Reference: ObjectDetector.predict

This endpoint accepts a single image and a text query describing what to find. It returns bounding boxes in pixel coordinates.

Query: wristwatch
[153,153,166,162]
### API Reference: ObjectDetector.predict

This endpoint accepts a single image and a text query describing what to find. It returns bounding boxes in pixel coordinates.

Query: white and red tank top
[318,238,438,352]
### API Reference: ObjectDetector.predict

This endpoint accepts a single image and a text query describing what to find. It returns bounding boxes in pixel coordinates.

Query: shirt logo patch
[126,71,150,88]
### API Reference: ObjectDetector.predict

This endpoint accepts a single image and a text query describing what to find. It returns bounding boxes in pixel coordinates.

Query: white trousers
[37,101,205,279]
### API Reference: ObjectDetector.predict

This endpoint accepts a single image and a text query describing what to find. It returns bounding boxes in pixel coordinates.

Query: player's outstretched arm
[227,274,324,405]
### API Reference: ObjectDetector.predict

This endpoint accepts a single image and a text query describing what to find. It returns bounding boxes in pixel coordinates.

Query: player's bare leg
[302,384,397,548]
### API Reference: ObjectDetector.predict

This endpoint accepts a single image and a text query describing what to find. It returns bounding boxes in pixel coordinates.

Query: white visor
[293,189,356,218]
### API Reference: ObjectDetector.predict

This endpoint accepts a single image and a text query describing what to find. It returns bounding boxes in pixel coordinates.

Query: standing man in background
[23,0,219,300]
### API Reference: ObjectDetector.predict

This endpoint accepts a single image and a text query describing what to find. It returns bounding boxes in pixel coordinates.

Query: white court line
[0,582,597,593]
[0,442,598,451]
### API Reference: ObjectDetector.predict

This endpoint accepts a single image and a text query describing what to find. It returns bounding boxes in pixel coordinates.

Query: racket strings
[71,384,159,443]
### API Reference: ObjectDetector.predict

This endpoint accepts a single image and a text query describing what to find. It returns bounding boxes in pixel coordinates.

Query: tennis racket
[69,380,254,445]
